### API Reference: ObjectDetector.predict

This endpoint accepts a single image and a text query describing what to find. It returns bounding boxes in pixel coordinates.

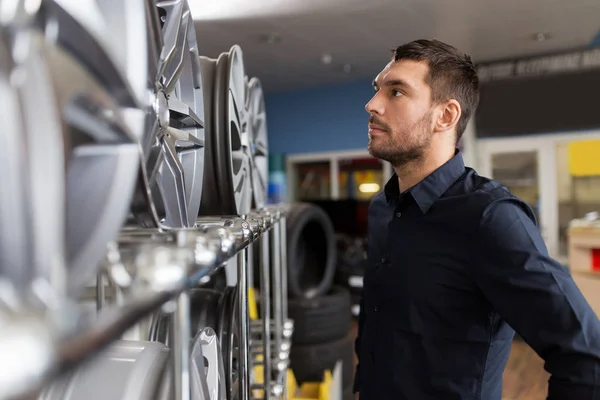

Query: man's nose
[365,94,382,115]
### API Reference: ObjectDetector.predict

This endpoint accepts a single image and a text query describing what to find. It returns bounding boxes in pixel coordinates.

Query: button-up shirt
[354,150,600,399]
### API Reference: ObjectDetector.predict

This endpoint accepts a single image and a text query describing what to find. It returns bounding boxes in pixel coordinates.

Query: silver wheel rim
[0,29,66,294]
[149,289,229,400]
[191,327,227,400]
[1,2,140,297]
[49,0,147,110]
[217,285,240,400]
[223,46,252,216]
[198,46,252,217]
[247,77,269,210]
[141,0,206,229]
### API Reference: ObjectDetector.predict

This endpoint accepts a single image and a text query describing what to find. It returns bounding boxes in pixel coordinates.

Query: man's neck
[394,148,455,192]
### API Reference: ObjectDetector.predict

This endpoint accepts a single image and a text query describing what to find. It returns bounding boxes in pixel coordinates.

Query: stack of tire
[286,203,355,400]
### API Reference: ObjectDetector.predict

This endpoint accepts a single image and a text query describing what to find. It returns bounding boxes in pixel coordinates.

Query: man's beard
[367,111,433,168]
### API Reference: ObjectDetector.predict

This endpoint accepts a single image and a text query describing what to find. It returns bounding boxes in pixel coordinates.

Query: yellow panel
[568,140,600,177]
[248,287,258,320]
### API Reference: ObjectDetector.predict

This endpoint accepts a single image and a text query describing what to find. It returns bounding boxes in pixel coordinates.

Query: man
[354,39,600,399]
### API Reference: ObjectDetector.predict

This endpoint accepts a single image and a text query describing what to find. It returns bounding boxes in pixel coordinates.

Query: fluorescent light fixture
[358,183,380,193]
[188,0,305,21]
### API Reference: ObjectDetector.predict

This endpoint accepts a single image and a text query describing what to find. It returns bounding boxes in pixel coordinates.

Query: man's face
[366,59,435,167]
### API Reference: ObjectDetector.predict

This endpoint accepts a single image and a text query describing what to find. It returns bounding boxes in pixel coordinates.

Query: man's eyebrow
[372,78,413,90]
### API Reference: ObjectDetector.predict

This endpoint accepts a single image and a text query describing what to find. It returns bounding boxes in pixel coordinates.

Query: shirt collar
[384,149,466,213]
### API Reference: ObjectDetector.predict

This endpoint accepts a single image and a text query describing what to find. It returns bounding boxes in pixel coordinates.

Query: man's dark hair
[392,39,479,143]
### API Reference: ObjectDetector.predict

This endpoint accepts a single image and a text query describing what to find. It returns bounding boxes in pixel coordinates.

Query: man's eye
[392,89,402,97]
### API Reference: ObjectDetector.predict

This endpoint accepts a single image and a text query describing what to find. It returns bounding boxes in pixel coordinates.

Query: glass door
[479,140,557,258]
[555,140,600,262]
[490,151,541,222]
[480,132,600,265]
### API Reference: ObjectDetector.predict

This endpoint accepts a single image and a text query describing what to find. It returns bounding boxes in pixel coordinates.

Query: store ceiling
[191,0,600,92]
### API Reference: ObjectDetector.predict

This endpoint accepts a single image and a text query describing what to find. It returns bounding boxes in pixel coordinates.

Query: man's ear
[434,100,461,133]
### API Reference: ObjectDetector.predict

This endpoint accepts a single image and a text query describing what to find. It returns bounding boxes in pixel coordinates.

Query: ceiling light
[359,183,380,193]
[533,32,551,42]
[261,32,281,44]
[321,53,333,65]
[188,1,317,21]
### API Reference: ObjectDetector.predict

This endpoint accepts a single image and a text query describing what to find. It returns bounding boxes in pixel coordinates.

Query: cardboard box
[568,224,600,274]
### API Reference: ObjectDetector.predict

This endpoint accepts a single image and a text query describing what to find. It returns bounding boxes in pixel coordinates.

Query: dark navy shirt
[354,150,600,400]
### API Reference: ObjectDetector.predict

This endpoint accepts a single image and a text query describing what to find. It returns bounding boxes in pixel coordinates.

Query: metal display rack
[0,0,292,399]
[0,206,291,400]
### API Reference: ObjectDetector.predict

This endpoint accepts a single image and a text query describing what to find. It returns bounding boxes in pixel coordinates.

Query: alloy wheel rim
[217,285,240,400]
[222,46,252,216]
[140,0,206,229]
[247,77,269,210]
[1,1,141,298]
[190,327,227,400]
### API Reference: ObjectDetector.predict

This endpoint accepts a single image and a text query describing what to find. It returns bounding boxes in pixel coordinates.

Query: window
[339,158,384,201]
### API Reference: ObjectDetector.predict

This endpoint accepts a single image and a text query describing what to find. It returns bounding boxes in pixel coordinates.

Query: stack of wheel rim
[0,0,271,399]
[138,13,272,400]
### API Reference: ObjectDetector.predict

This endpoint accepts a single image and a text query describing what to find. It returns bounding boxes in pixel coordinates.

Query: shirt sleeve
[473,197,600,399]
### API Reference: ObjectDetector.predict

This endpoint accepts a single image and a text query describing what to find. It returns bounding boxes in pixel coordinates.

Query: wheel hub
[155,90,170,128]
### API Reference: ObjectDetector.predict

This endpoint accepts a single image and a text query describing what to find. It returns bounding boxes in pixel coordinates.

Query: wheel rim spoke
[156,0,187,93]
[253,110,266,128]
[169,96,204,129]
[146,147,164,187]
[231,149,244,173]
[160,137,189,226]
[229,90,243,150]
[253,140,268,157]
[146,0,164,77]
[254,166,267,193]
[165,126,204,150]
[233,168,248,201]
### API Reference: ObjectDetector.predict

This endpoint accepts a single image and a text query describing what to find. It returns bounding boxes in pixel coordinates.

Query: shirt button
[373,305,380,312]
[396,212,402,217]
[381,257,387,263]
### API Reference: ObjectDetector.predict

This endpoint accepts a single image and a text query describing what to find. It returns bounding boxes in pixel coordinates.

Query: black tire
[287,203,337,299]
[288,285,351,345]
[289,332,355,390]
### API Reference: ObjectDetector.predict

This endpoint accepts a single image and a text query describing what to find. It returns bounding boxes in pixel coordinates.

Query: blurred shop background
[194,1,600,397]
[2,1,599,399]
